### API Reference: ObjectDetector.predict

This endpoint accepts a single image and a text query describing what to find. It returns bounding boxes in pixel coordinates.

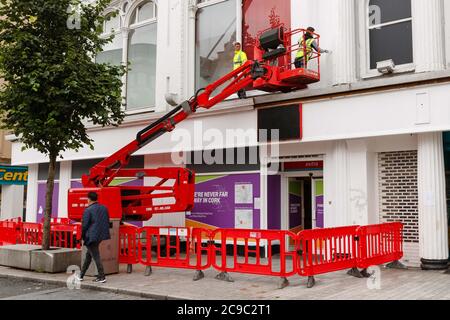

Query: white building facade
[7,0,450,270]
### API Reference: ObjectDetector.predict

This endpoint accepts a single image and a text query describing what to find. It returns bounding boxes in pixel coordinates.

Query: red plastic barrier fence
[0,221,20,246]
[357,222,403,269]
[297,226,359,277]
[119,224,140,265]
[211,229,298,278]
[1,217,404,286]
[49,223,82,249]
[19,222,42,245]
[138,226,211,271]
[41,218,72,225]
[1,220,81,249]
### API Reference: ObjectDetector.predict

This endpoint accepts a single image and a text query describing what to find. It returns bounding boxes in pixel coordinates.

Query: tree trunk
[42,154,57,250]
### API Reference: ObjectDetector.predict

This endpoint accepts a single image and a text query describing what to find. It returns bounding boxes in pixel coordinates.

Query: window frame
[196,0,230,10]
[102,11,122,36]
[358,0,415,79]
[97,9,123,67]
[193,0,241,95]
[129,0,157,28]
[124,0,158,113]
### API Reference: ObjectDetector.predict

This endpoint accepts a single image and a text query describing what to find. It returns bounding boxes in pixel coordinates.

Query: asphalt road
[0,277,149,300]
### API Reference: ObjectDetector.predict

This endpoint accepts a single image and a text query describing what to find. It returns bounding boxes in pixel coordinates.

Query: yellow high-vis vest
[296,38,315,62]
[233,50,248,70]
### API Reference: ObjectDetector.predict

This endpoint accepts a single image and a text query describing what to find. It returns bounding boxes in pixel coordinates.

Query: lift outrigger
[68,26,321,222]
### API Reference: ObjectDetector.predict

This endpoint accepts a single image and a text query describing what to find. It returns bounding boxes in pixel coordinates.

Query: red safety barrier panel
[49,223,82,249]
[211,229,298,278]
[19,222,42,245]
[138,226,211,270]
[1,218,80,249]
[119,224,140,265]
[357,222,403,269]
[297,226,359,276]
[0,221,20,246]
[41,218,72,225]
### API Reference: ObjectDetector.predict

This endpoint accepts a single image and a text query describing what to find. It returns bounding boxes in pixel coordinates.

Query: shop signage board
[0,166,28,185]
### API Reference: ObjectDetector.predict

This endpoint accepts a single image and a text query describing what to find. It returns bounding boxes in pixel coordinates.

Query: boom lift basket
[254,25,321,92]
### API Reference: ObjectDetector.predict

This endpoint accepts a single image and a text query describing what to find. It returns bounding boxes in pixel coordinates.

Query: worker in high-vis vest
[233,41,248,99]
[294,27,330,69]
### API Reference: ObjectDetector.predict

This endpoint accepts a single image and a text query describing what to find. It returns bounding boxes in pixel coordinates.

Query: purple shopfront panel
[37,182,59,223]
[289,193,302,229]
[267,175,281,230]
[70,180,143,227]
[316,195,324,228]
[190,173,260,229]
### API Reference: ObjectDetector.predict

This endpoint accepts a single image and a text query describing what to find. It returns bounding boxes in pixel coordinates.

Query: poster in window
[235,209,253,229]
[235,183,253,204]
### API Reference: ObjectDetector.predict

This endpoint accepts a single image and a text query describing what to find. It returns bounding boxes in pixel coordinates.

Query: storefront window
[96,12,122,66]
[127,23,157,109]
[103,13,120,34]
[126,1,157,110]
[96,31,123,66]
[96,1,157,111]
[195,0,237,91]
[368,0,413,70]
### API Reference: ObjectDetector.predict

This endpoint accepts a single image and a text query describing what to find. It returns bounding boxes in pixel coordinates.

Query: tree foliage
[0,0,126,156]
[0,0,126,249]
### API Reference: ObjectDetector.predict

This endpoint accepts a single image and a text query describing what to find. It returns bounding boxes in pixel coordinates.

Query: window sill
[361,64,416,80]
[124,107,156,117]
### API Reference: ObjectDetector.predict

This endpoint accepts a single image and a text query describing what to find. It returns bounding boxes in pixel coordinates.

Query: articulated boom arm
[83,60,268,189]
[69,26,322,222]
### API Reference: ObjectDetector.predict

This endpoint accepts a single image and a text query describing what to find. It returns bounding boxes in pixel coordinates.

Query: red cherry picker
[68,26,321,222]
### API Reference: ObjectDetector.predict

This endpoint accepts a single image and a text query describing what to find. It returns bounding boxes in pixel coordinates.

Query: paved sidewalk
[0,263,448,300]
[0,277,148,300]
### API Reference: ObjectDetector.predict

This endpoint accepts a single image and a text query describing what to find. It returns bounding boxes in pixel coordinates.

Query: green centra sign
[0,166,28,185]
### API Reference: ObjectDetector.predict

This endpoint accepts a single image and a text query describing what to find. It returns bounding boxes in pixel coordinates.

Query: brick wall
[378,151,420,266]
[378,151,419,243]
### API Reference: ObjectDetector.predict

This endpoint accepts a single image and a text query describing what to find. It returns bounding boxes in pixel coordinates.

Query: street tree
[0,0,126,250]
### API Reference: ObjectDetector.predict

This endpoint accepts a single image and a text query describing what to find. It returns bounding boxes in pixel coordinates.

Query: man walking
[294,27,330,69]
[233,41,248,99]
[75,191,111,283]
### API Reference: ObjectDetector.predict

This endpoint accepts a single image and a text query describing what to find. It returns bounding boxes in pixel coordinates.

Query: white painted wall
[291,0,336,89]
[0,185,24,220]
[13,82,450,166]
[279,134,418,228]
[154,0,184,111]
[11,106,258,165]
[25,164,38,222]
[302,83,450,142]
[57,161,72,218]
[445,0,450,68]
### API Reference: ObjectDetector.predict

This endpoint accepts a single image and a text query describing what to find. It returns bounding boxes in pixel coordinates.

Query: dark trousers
[80,242,105,278]
[294,57,307,69]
